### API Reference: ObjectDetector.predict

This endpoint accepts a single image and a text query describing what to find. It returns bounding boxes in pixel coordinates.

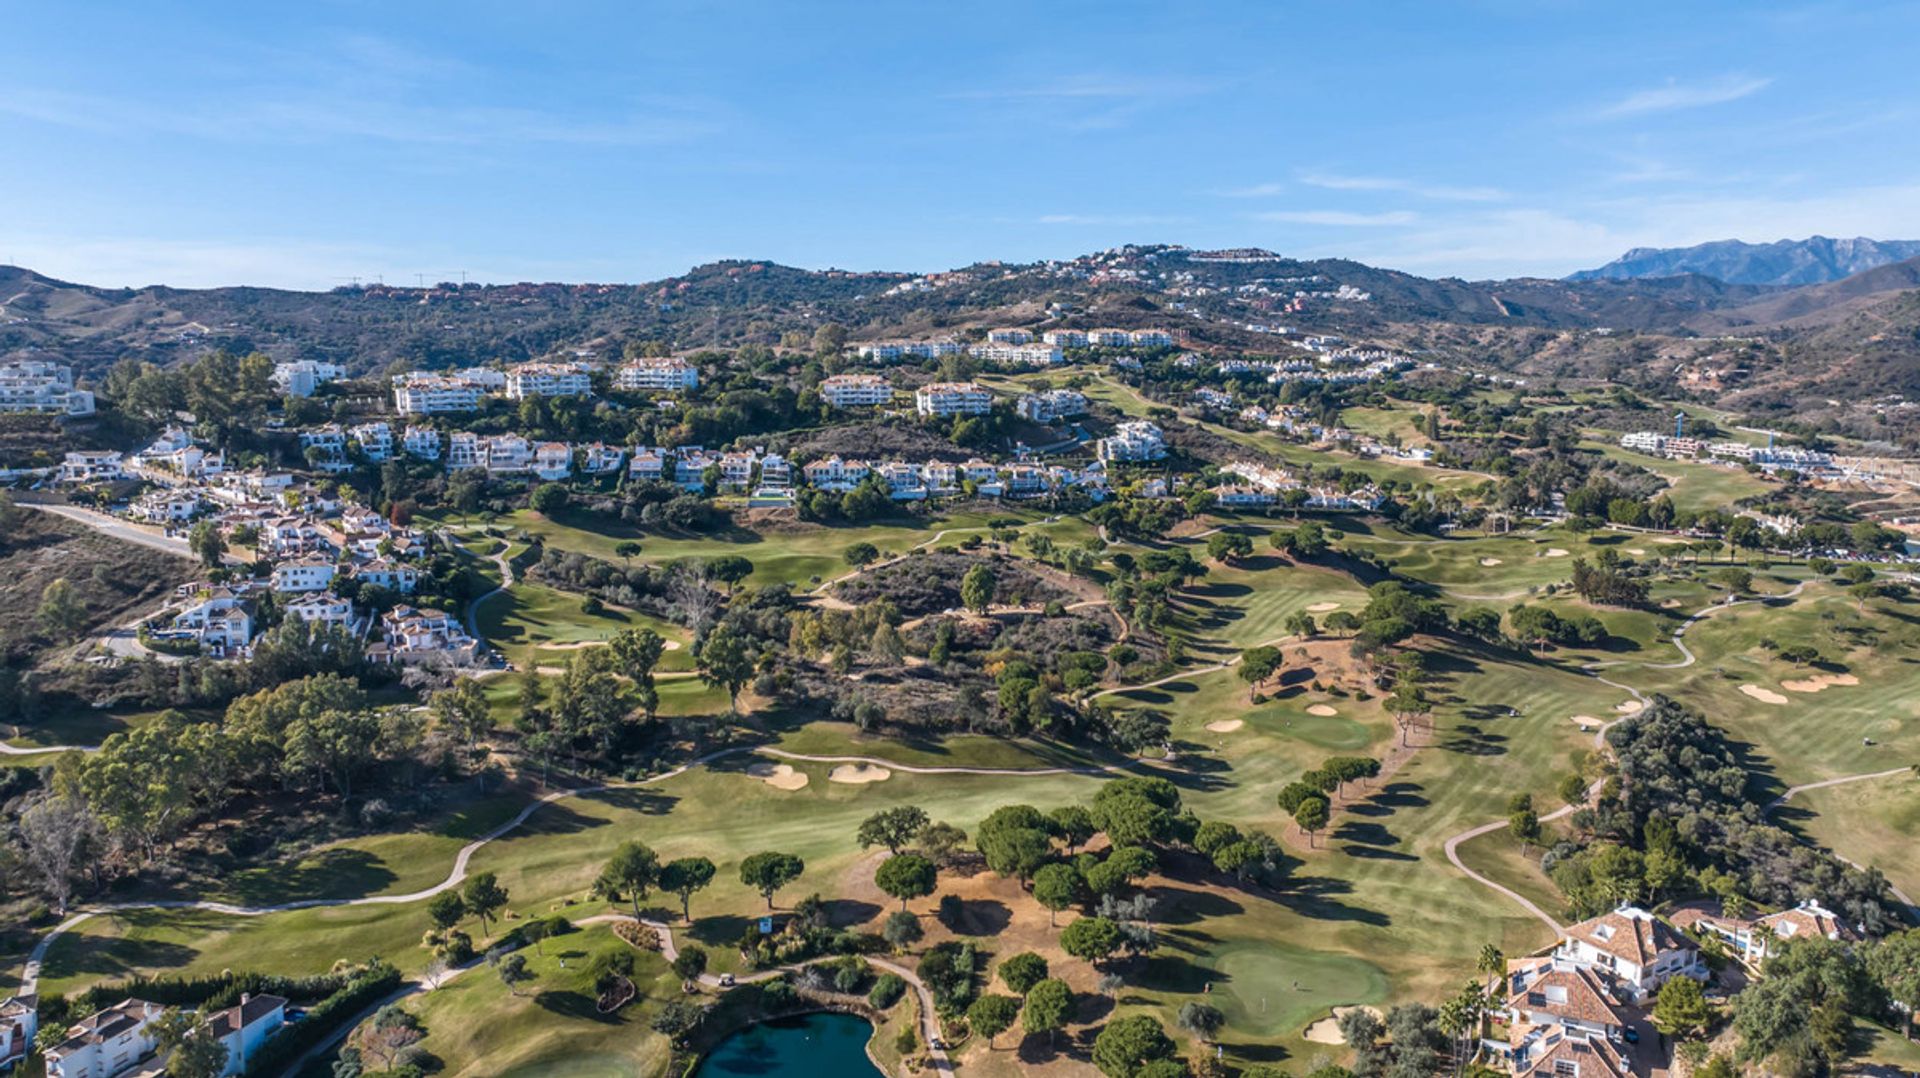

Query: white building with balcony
[1097,421,1167,462]
[43,998,165,1078]
[505,362,593,399]
[615,357,699,393]
[915,382,992,417]
[820,373,894,408]
[393,374,484,415]
[0,359,95,416]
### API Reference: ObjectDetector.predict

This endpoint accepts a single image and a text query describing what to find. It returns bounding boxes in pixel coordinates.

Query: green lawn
[1782,772,1920,902]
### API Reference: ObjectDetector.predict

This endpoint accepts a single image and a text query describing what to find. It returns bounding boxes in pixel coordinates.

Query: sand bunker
[1304,1005,1384,1045]
[1614,700,1645,715]
[1570,715,1599,727]
[1781,673,1859,694]
[1479,557,1504,566]
[1660,599,1682,609]
[1205,719,1245,733]
[1739,684,1790,705]
[1306,704,1339,717]
[828,763,892,784]
[1306,602,1341,613]
[1626,547,1647,556]
[1543,548,1571,558]
[747,762,811,790]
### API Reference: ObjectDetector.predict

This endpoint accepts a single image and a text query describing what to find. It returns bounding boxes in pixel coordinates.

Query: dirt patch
[1479,557,1503,567]
[1780,673,1859,694]
[828,763,891,784]
[1660,599,1682,609]
[1543,548,1571,558]
[1614,700,1645,714]
[1305,602,1341,613]
[747,761,811,790]
[1739,684,1790,705]
[1306,704,1339,717]
[1205,719,1245,733]
[1304,1005,1383,1045]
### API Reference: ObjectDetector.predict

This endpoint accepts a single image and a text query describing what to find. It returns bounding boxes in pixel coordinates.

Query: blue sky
[4,1,1917,289]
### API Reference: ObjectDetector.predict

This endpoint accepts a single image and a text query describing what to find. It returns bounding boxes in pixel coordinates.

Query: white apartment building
[60,450,125,483]
[1619,431,1667,455]
[1087,328,1134,347]
[130,489,203,524]
[203,993,288,1077]
[1097,421,1168,463]
[987,328,1033,344]
[615,357,700,393]
[820,373,894,407]
[505,362,593,399]
[0,359,95,416]
[452,366,508,390]
[402,426,441,460]
[271,558,338,594]
[284,594,355,629]
[915,382,993,417]
[758,453,792,488]
[446,432,482,471]
[350,422,394,461]
[271,360,346,398]
[1017,389,1089,423]
[483,434,533,475]
[1041,329,1088,348]
[628,447,668,481]
[855,339,963,362]
[353,558,422,594]
[44,998,165,1078]
[970,341,1063,366]
[578,442,625,474]
[803,456,872,491]
[393,374,484,415]
[532,441,572,480]
[1129,329,1174,347]
[1,996,34,1072]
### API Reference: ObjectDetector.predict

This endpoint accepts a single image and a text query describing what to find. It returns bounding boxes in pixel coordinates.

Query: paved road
[26,503,205,561]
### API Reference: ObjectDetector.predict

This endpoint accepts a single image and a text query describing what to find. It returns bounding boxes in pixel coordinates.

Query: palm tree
[1476,943,1505,994]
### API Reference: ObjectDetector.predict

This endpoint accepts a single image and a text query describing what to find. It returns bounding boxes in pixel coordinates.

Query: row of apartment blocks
[854,328,1173,363]
[802,455,1109,502]
[1618,431,1836,471]
[391,358,699,414]
[0,359,95,417]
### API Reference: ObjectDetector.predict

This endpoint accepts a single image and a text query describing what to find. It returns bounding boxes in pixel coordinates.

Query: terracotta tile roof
[1563,907,1693,968]
[1759,902,1855,943]
[1518,1029,1629,1078]
[1506,963,1627,1030]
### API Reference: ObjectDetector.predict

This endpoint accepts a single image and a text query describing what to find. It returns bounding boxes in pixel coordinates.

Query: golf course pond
[697,1012,880,1076]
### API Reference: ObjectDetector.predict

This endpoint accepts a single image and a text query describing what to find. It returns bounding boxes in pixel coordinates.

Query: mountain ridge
[1569,235,1920,286]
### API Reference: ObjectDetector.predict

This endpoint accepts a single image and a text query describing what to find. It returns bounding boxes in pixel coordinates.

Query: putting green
[1207,940,1387,1038]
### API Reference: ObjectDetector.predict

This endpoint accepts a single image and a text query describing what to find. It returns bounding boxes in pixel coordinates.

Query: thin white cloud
[1296,171,1507,202]
[1596,74,1772,119]
[1216,182,1286,198]
[1255,210,1417,227]
[1036,213,1191,226]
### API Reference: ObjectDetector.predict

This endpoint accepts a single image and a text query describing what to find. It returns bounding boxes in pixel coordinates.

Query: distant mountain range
[1569,236,1920,286]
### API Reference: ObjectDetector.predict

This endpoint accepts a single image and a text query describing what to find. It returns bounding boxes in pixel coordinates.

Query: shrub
[869,973,907,1009]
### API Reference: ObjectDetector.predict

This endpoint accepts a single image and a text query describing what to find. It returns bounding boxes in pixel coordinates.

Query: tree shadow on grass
[532,988,622,1024]
[1153,884,1246,926]
[689,915,752,949]
[223,847,399,906]
[822,899,884,929]
[513,799,624,839]
[1277,876,1390,927]
[582,787,679,817]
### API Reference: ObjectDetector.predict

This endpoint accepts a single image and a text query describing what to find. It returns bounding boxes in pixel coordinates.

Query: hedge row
[240,965,404,1078]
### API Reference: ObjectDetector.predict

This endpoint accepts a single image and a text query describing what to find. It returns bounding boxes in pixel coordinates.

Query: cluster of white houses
[1487,902,1854,1078]
[855,327,1174,365]
[1213,460,1388,511]
[0,991,290,1078]
[0,359,95,417]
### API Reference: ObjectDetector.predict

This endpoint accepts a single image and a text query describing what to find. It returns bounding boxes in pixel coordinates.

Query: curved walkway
[1764,768,1920,918]
[1439,579,1903,936]
[17,745,1123,999]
